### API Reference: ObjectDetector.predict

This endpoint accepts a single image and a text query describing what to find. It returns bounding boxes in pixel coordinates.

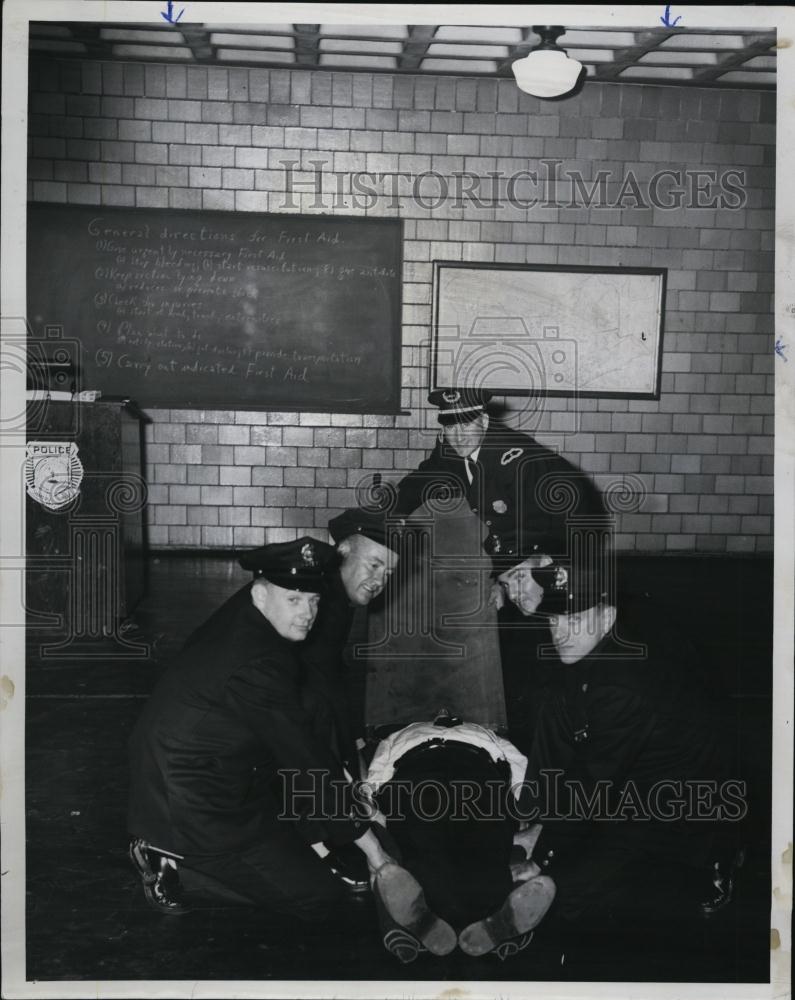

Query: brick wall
[27,57,775,553]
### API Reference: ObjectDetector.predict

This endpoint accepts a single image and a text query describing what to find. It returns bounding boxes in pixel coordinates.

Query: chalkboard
[27,203,403,413]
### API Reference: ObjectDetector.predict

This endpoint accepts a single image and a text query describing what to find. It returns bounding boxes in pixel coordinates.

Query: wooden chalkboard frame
[431,261,667,400]
[27,203,404,414]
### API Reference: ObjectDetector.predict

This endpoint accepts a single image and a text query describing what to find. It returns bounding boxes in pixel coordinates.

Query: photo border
[2,4,792,999]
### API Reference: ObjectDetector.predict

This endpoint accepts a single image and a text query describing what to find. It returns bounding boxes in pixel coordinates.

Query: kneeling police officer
[128,537,395,921]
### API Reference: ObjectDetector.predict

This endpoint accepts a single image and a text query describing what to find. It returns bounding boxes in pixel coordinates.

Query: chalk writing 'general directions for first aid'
[28,203,403,411]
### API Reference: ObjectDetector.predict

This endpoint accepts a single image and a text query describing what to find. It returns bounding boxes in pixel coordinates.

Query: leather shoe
[324,843,370,895]
[129,838,192,915]
[373,862,457,957]
[458,876,556,958]
[700,847,745,917]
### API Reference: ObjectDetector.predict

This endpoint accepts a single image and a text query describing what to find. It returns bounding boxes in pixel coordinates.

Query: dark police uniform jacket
[128,598,363,860]
[525,601,733,880]
[393,421,605,557]
[183,554,358,771]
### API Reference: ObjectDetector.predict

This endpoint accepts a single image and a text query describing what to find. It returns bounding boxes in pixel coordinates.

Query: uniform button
[486,520,492,526]
[472,507,478,513]
[581,683,588,692]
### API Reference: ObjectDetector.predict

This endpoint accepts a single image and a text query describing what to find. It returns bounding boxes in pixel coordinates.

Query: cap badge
[442,390,460,404]
[492,500,507,514]
[500,447,524,466]
[490,534,502,553]
[301,542,316,567]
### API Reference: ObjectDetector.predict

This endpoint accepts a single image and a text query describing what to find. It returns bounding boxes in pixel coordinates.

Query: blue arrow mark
[775,338,788,362]
[660,5,682,27]
[161,1,185,24]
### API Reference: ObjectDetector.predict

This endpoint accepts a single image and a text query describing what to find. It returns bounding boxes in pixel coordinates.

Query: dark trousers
[536,813,740,930]
[378,741,516,929]
[179,823,347,923]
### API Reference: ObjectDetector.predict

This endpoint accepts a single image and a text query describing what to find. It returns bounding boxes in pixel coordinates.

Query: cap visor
[438,409,483,426]
[259,571,327,595]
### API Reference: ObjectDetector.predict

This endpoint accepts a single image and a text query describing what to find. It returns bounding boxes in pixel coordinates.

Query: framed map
[432,262,667,399]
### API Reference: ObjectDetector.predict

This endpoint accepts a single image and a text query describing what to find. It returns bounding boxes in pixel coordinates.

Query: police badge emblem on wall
[25,442,84,511]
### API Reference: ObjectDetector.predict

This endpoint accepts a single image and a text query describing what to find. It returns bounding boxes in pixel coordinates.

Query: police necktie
[466,456,481,511]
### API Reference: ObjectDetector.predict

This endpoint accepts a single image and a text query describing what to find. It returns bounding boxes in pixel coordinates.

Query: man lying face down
[365,713,556,963]
[489,528,745,930]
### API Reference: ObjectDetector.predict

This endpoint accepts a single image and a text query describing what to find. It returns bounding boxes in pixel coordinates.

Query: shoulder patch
[500,447,524,466]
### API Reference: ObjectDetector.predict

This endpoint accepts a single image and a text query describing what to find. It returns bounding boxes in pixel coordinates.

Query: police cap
[484,528,563,569]
[486,529,608,614]
[428,387,492,426]
[534,561,608,615]
[238,536,329,592]
[328,507,403,553]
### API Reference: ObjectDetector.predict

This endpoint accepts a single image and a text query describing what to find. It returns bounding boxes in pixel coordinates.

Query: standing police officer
[393,388,606,752]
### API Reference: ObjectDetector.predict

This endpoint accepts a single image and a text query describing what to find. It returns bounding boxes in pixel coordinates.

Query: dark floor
[24,554,773,986]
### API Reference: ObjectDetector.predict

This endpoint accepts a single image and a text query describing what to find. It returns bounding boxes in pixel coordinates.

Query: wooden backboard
[363,503,506,732]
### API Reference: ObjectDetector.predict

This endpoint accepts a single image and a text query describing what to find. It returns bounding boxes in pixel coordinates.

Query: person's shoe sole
[458,876,556,957]
[373,862,457,957]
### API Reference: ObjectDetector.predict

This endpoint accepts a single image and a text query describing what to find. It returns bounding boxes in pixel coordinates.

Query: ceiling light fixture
[511,26,584,99]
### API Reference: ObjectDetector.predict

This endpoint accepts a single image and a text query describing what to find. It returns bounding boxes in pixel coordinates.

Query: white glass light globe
[512,49,583,99]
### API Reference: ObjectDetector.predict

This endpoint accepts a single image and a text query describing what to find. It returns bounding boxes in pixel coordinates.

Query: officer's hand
[354,827,394,878]
[513,821,543,858]
[370,807,388,829]
[489,581,506,610]
[352,779,386,827]
[510,859,542,883]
